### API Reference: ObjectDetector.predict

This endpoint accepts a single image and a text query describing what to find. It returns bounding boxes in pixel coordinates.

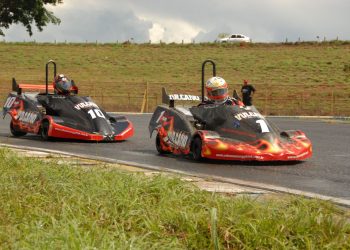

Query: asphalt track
[0,114,349,202]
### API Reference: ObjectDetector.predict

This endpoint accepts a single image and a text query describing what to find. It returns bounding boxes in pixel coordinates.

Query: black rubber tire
[10,122,27,137]
[191,137,203,161]
[156,133,170,154]
[40,120,50,141]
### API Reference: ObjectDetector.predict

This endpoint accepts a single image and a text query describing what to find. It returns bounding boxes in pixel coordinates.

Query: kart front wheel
[40,120,50,141]
[191,137,203,161]
[10,121,27,137]
[156,133,170,154]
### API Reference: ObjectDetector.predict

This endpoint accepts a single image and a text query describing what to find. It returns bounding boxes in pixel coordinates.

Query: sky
[3,0,350,43]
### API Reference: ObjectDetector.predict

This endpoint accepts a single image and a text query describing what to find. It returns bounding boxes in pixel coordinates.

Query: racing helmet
[205,76,228,103]
[53,74,74,95]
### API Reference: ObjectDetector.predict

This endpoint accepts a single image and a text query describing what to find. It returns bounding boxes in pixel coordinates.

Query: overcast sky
[3,0,350,43]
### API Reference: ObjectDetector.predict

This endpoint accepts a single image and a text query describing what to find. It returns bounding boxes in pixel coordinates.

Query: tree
[0,0,63,36]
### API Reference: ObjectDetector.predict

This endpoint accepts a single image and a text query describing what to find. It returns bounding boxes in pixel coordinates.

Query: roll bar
[45,60,57,95]
[201,59,216,102]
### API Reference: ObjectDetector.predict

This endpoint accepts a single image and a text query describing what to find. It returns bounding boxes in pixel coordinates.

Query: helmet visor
[56,80,73,93]
[211,88,228,97]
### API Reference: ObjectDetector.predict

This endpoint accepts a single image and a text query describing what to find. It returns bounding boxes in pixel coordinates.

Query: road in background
[0,115,349,199]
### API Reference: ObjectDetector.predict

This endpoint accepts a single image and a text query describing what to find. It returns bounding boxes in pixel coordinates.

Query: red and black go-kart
[149,60,312,161]
[2,60,134,141]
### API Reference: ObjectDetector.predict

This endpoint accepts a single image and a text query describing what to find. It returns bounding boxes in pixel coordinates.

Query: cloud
[3,1,152,43]
[2,0,350,43]
[149,23,165,43]
[129,0,350,42]
[143,17,202,43]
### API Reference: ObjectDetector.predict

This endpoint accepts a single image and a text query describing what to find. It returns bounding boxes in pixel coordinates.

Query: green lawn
[1,42,350,114]
[0,148,349,249]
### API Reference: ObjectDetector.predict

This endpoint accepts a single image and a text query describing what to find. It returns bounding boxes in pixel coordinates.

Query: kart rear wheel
[40,120,50,141]
[10,121,27,137]
[156,133,170,154]
[191,137,203,161]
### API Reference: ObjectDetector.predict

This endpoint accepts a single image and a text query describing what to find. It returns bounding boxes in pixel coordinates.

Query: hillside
[1,42,349,115]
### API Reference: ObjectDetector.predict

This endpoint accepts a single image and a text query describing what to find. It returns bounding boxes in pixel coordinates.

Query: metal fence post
[331,90,334,115]
[300,92,303,113]
[264,87,268,115]
[140,82,147,113]
[146,81,149,113]
[128,93,130,110]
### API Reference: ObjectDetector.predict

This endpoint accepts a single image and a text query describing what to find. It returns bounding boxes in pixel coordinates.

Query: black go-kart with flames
[149,60,312,161]
[2,60,134,141]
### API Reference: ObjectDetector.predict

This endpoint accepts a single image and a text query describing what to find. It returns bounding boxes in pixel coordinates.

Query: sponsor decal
[168,94,200,101]
[216,154,263,159]
[74,102,99,110]
[17,111,38,124]
[202,104,220,109]
[234,111,263,121]
[233,120,240,128]
[166,131,188,148]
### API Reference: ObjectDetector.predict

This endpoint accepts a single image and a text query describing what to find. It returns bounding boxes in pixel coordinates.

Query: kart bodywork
[2,60,134,141]
[149,60,312,161]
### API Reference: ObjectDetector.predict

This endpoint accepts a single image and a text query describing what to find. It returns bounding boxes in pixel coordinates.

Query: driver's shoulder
[197,100,214,106]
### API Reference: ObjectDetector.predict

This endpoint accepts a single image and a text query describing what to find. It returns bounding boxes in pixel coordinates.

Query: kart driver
[204,76,242,105]
[38,74,78,116]
[191,76,243,130]
[53,74,78,95]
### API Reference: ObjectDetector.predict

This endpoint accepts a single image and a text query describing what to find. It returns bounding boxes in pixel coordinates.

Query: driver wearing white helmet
[204,76,241,105]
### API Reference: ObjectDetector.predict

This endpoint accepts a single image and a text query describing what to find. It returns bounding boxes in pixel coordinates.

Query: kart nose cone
[100,132,115,141]
[105,134,115,141]
[202,138,312,161]
[92,131,114,141]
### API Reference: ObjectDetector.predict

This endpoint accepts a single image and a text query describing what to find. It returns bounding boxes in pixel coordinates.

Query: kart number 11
[88,109,105,119]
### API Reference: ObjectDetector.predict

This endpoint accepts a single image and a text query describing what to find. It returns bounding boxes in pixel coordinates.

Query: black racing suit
[193,97,241,130]
[199,97,239,106]
[241,84,256,106]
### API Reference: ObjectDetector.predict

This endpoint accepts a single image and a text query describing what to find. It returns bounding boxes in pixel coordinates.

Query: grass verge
[0,148,349,249]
